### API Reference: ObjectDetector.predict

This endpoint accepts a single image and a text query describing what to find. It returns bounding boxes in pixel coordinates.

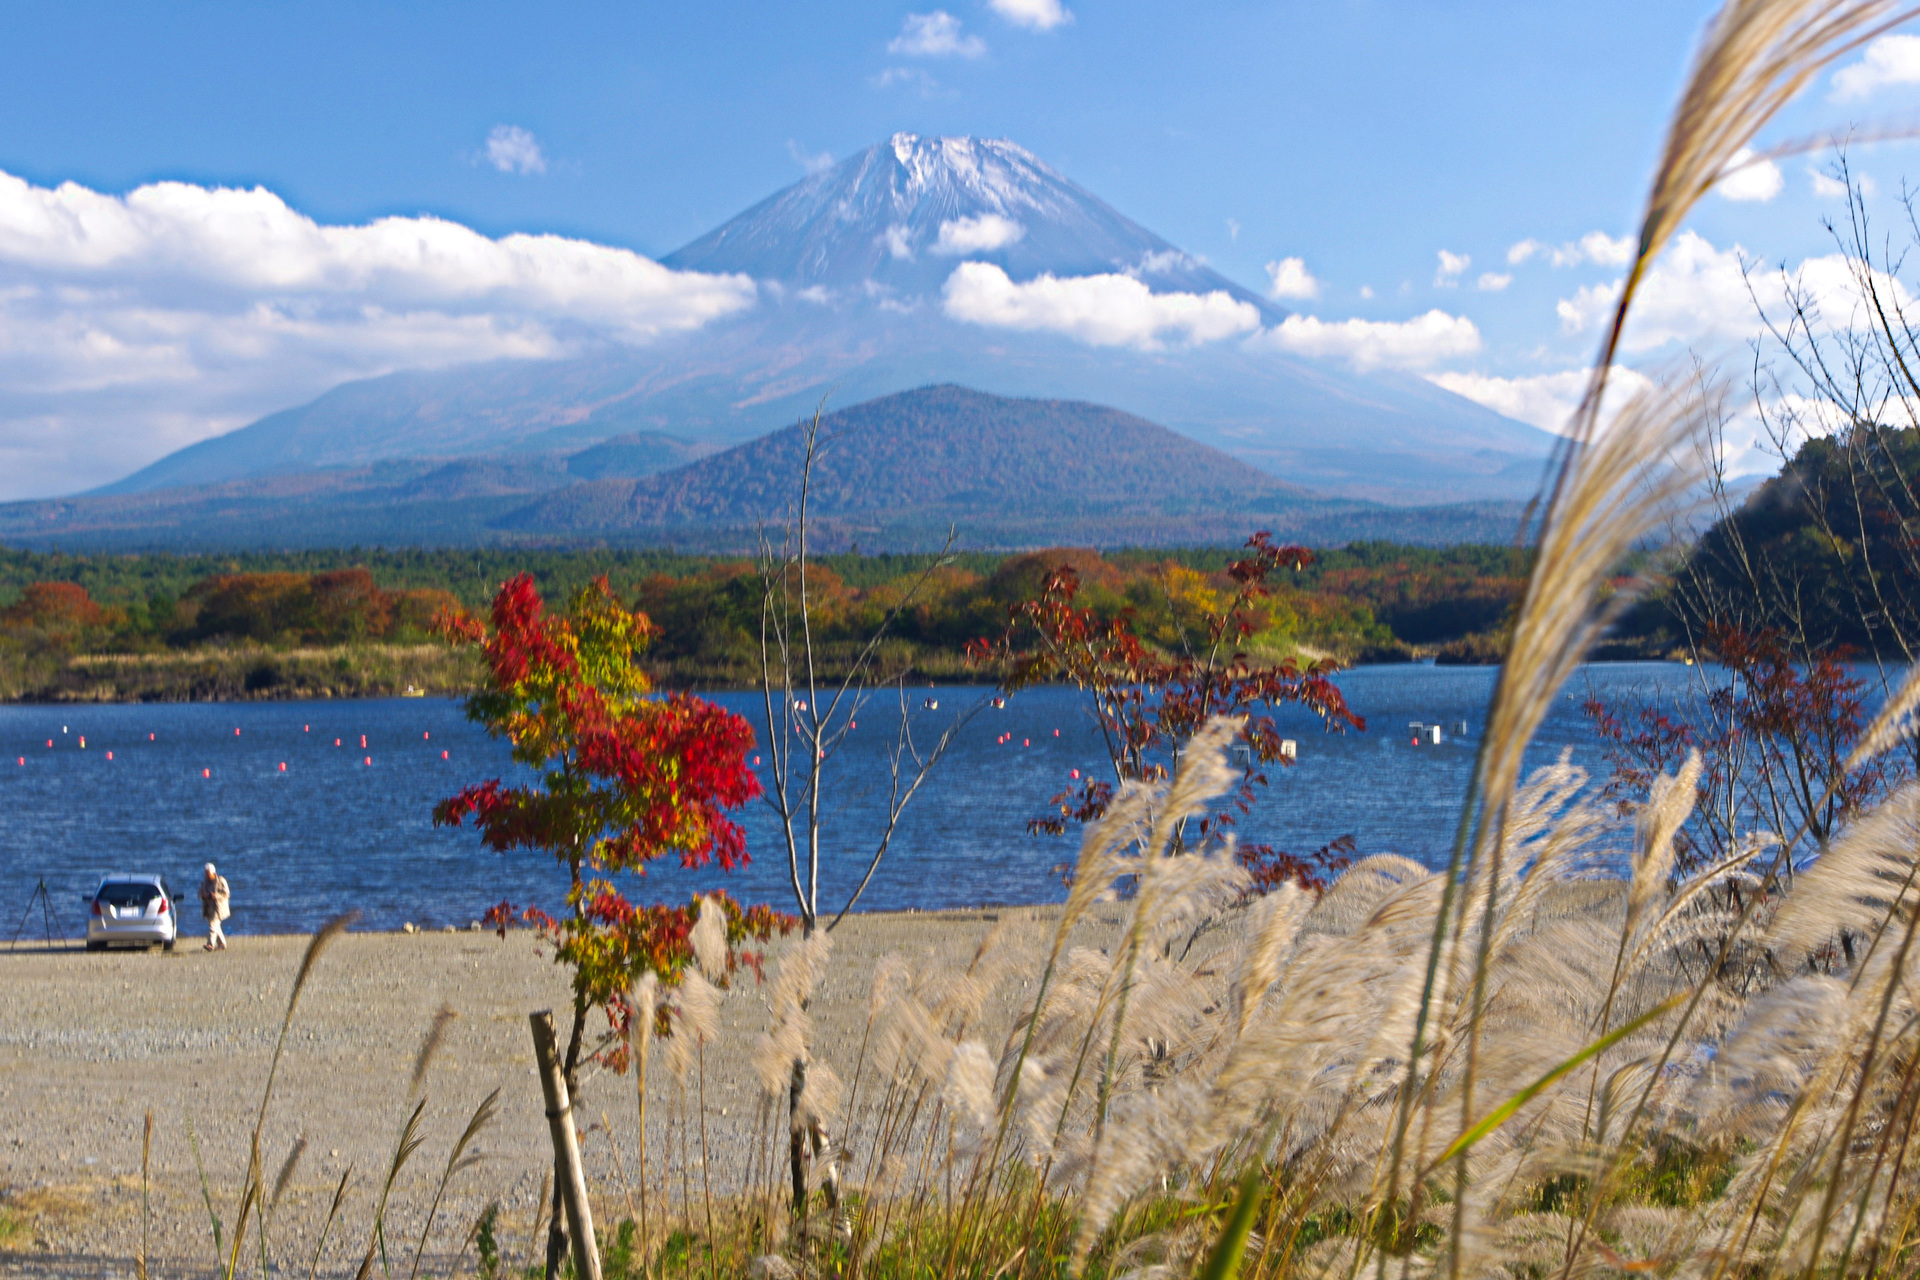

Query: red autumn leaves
[433,573,760,877]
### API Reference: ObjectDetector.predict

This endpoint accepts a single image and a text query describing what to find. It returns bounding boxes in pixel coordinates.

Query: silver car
[85,874,180,951]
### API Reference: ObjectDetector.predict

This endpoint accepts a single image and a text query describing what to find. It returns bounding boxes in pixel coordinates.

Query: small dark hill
[0,388,1529,551]
[504,385,1315,535]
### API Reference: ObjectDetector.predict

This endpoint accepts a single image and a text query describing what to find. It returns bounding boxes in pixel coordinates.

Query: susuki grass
[74,1,1920,1276]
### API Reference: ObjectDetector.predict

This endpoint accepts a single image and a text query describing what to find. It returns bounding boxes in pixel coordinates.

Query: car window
[97,882,159,907]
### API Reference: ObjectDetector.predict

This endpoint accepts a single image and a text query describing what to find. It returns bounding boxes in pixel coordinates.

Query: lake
[0,663,1707,938]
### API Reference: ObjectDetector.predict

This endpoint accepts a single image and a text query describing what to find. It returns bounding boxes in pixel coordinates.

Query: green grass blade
[1196,1165,1265,1280]
[1423,992,1686,1178]
[185,1111,224,1266]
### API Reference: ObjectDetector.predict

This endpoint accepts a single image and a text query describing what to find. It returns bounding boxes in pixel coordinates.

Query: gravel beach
[0,909,1069,1279]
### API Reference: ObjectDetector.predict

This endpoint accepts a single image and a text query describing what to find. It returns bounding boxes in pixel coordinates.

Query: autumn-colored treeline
[0,541,1538,689]
[629,543,1533,681]
[0,567,458,648]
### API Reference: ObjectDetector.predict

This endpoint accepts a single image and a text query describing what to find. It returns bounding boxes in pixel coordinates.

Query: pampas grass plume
[691,894,728,982]
[943,1041,997,1129]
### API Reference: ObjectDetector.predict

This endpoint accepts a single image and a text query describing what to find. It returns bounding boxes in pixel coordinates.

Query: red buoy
[202,768,210,778]
[364,756,372,765]
[441,750,448,759]
[105,751,112,760]
[423,732,430,739]
[1071,768,1081,779]
[278,762,286,772]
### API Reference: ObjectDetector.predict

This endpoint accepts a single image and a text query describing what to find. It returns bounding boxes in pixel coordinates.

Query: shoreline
[4,904,1043,951]
[0,652,1706,706]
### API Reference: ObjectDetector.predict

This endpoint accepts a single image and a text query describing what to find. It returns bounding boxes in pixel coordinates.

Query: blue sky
[3,0,1920,496]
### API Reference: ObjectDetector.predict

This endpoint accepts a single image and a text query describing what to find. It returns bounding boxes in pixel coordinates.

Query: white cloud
[1832,34,1920,100]
[1542,232,1636,268]
[1132,248,1200,276]
[1809,167,1875,198]
[484,125,546,176]
[1507,239,1544,266]
[0,167,756,497]
[1358,285,1374,299]
[881,224,915,260]
[942,262,1260,348]
[1552,229,1914,355]
[1436,367,1810,470]
[1435,250,1470,285]
[787,140,835,176]
[989,0,1072,29]
[1575,233,1634,267]
[889,11,986,57]
[1264,256,1320,300]
[1556,280,1621,335]
[1717,147,1784,202]
[933,213,1025,254]
[1476,272,1512,292]
[1426,367,1655,434]
[1429,369,1589,431]
[1256,309,1481,371]
[1225,218,1240,241]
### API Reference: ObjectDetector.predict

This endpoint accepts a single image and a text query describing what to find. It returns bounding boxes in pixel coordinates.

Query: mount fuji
[42,133,1556,547]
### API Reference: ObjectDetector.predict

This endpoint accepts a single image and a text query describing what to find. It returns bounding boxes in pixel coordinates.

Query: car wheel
[162,940,175,952]
[85,940,105,952]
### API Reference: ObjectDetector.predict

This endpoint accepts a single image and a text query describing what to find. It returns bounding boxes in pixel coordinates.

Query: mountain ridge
[2,386,1528,551]
[86,132,1556,512]
[499,385,1317,536]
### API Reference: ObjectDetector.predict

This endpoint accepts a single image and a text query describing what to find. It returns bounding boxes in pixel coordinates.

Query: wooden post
[531,1010,602,1280]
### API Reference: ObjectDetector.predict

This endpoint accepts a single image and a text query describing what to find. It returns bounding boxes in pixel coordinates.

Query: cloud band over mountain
[0,168,755,496]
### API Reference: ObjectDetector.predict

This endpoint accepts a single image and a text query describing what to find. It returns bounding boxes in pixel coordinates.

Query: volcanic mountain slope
[0,431,708,549]
[96,134,1555,509]
[498,386,1525,548]
[0,387,1528,550]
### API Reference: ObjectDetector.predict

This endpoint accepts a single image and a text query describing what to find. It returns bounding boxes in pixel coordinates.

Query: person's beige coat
[199,876,230,922]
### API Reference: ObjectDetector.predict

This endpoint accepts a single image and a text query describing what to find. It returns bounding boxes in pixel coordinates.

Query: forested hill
[1619,423,1920,657]
[0,384,1528,550]
[499,385,1325,536]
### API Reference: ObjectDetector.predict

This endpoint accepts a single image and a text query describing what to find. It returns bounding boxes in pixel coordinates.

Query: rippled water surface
[1,663,1708,937]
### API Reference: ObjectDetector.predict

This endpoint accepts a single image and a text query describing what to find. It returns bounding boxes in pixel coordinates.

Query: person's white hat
[204,863,217,875]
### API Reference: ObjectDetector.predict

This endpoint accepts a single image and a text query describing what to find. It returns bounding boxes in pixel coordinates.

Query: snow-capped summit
[95,133,1554,511]
[663,133,1279,317]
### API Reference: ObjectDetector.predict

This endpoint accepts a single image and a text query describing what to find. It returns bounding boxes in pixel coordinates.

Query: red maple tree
[1584,621,1893,882]
[972,532,1365,890]
[435,574,788,1078]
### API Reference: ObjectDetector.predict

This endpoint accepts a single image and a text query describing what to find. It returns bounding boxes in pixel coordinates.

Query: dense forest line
[0,540,1539,699]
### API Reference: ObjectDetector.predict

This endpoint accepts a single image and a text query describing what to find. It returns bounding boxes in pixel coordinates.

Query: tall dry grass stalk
[585,14,1920,1250]
[115,5,1920,1278]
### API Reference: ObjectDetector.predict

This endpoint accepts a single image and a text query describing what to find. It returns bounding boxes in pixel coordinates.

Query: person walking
[198,863,230,951]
